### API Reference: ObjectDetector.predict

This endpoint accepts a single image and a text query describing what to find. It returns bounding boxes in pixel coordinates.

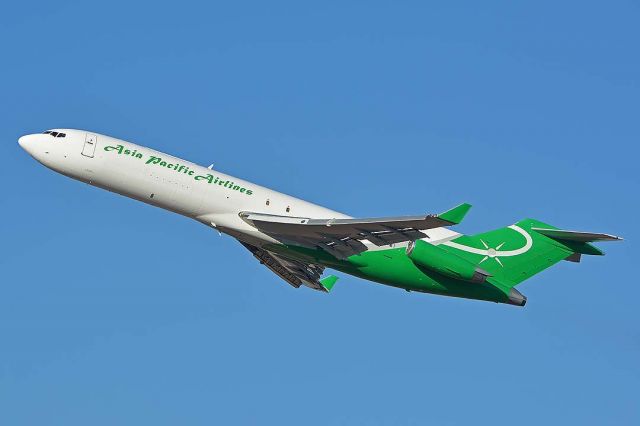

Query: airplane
[18,129,622,306]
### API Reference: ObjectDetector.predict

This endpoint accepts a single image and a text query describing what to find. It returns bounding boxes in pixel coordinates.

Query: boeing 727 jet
[18,129,622,306]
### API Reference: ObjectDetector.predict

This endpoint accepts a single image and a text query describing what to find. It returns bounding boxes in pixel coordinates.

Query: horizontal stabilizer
[532,227,622,256]
[532,228,622,243]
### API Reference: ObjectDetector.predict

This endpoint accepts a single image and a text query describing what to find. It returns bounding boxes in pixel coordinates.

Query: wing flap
[241,242,303,288]
[240,242,335,292]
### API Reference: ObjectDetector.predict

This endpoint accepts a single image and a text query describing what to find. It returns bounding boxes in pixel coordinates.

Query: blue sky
[1,1,638,424]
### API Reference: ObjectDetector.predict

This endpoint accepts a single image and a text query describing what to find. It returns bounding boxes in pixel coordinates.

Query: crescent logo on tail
[441,225,533,267]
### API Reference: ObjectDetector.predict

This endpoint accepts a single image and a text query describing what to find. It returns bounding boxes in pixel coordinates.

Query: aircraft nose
[18,134,38,155]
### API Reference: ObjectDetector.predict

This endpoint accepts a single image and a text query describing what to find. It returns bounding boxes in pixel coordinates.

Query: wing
[240,203,472,259]
[240,242,338,292]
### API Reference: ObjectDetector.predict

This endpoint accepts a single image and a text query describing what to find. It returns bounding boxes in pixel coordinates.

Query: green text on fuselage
[104,144,253,195]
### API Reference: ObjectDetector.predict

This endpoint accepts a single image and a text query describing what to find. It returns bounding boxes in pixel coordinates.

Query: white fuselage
[18,129,352,247]
[18,128,460,251]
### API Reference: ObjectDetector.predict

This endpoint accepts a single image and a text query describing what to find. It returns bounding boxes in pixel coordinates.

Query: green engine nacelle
[406,240,490,283]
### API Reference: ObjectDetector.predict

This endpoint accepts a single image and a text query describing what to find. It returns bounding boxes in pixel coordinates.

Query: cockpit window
[42,130,66,138]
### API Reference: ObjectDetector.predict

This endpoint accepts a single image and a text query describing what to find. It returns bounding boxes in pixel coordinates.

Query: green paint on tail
[320,275,339,291]
[438,203,472,224]
[441,218,580,287]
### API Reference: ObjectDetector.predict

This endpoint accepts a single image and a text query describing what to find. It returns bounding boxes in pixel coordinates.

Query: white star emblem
[479,239,505,267]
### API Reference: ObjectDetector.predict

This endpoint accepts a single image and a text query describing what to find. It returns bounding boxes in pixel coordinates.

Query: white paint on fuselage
[18,129,460,252]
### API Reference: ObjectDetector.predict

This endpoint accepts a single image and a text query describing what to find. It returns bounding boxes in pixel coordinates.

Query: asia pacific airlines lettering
[104,144,254,195]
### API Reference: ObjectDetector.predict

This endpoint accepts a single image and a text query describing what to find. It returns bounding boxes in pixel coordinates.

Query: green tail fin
[439,218,611,287]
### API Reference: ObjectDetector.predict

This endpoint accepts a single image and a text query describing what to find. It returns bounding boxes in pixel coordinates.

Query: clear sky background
[1,1,638,425]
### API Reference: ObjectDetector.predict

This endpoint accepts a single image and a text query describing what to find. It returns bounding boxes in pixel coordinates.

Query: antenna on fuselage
[207,164,214,169]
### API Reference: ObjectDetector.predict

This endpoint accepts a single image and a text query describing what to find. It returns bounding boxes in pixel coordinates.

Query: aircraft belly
[334,248,510,303]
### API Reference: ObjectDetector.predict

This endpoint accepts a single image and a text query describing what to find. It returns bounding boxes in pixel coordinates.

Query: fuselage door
[82,133,98,158]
